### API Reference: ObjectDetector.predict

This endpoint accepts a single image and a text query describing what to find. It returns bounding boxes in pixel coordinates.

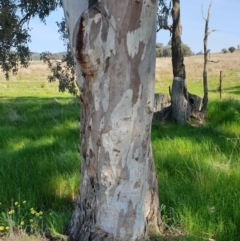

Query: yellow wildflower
[29,219,34,223]
[39,211,43,215]
[20,221,24,226]
[5,226,9,231]
[14,202,18,206]
[22,200,27,204]
[8,210,14,215]
[0,226,4,231]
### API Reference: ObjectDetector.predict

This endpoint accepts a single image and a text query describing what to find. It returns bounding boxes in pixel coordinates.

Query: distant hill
[30,52,67,61]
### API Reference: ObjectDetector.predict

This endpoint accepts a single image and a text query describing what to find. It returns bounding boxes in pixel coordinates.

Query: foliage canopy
[0,0,61,78]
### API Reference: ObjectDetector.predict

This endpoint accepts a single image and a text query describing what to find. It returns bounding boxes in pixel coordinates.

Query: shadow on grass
[0,96,80,210]
[209,85,240,96]
[222,85,240,96]
[151,102,240,240]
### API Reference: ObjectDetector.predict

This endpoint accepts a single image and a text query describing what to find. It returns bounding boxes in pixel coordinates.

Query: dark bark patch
[105,57,110,73]
[76,17,85,65]
[134,180,141,188]
[129,41,145,105]
[89,18,101,48]
[119,1,142,40]
[88,0,98,9]
[117,191,121,201]
[101,16,108,43]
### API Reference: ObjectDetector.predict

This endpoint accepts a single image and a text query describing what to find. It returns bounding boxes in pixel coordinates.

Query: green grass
[152,101,240,240]
[0,80,80,238]
[0,59,240,240]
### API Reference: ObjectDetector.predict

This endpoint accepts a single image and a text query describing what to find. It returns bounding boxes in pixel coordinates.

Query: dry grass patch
[155,51,240,99]
[156,51,240,82]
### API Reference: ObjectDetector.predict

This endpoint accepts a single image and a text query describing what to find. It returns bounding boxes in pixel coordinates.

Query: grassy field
[0,52,240,240]
[155,51,240,100]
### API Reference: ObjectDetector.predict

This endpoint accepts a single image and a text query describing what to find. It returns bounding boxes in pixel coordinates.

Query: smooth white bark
[62,0,160,240]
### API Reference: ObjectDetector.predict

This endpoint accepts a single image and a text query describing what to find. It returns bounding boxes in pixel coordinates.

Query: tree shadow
[209,85,240,96]
[0,96,81,209]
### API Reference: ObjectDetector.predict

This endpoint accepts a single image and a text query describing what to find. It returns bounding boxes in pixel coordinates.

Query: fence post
[220,71,222,99]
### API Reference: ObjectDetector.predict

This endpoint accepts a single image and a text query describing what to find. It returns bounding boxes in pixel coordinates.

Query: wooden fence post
[220,71,222,99]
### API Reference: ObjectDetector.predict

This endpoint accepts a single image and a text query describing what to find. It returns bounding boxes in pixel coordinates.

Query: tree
[163,45,172,57]
[1,0,161,240]
[181,44,192,57]
[157,0,172,32]
[228,46,236,53]
[171,0,185,79]
[170,0,192,123]
[0,0,61,78]
[63,1,161,240]
[159,43,192,57]
[156,42,164,57]
[201,1,215,115]
[222,48,228,54]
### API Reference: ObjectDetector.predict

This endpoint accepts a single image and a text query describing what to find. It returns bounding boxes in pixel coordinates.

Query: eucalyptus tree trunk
[62,0,160,240]
[171,0,185,80]
[171,0,189,123]
[171,77,191,123]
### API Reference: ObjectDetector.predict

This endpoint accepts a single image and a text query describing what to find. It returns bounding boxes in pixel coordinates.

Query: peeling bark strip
[62,0,160,240]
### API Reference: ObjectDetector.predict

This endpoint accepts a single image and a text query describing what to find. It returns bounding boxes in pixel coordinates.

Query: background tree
[181,44,193,57]
[201,1,215,115]
[157,0,172,32]
[171,0,185,79]
[221,48,228,54]
[0,0,61,79]
[163,45,172,57]
[156,42,164,57]
[228,46,236,53]
[158,43,192,57]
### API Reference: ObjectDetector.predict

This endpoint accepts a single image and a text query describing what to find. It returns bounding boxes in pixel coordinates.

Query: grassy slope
[0,52,239,240]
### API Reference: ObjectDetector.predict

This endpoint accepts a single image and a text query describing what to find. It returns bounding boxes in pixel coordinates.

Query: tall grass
[152,120,240,240]
[0,74,80,238]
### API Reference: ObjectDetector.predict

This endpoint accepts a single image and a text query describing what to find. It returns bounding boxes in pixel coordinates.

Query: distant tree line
[156,43,239,57]
[221,46,237,54]
[156,42,194,57]
[31,52,66,61]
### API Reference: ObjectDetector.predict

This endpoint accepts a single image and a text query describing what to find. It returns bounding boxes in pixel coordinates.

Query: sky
[28,0,240,54]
